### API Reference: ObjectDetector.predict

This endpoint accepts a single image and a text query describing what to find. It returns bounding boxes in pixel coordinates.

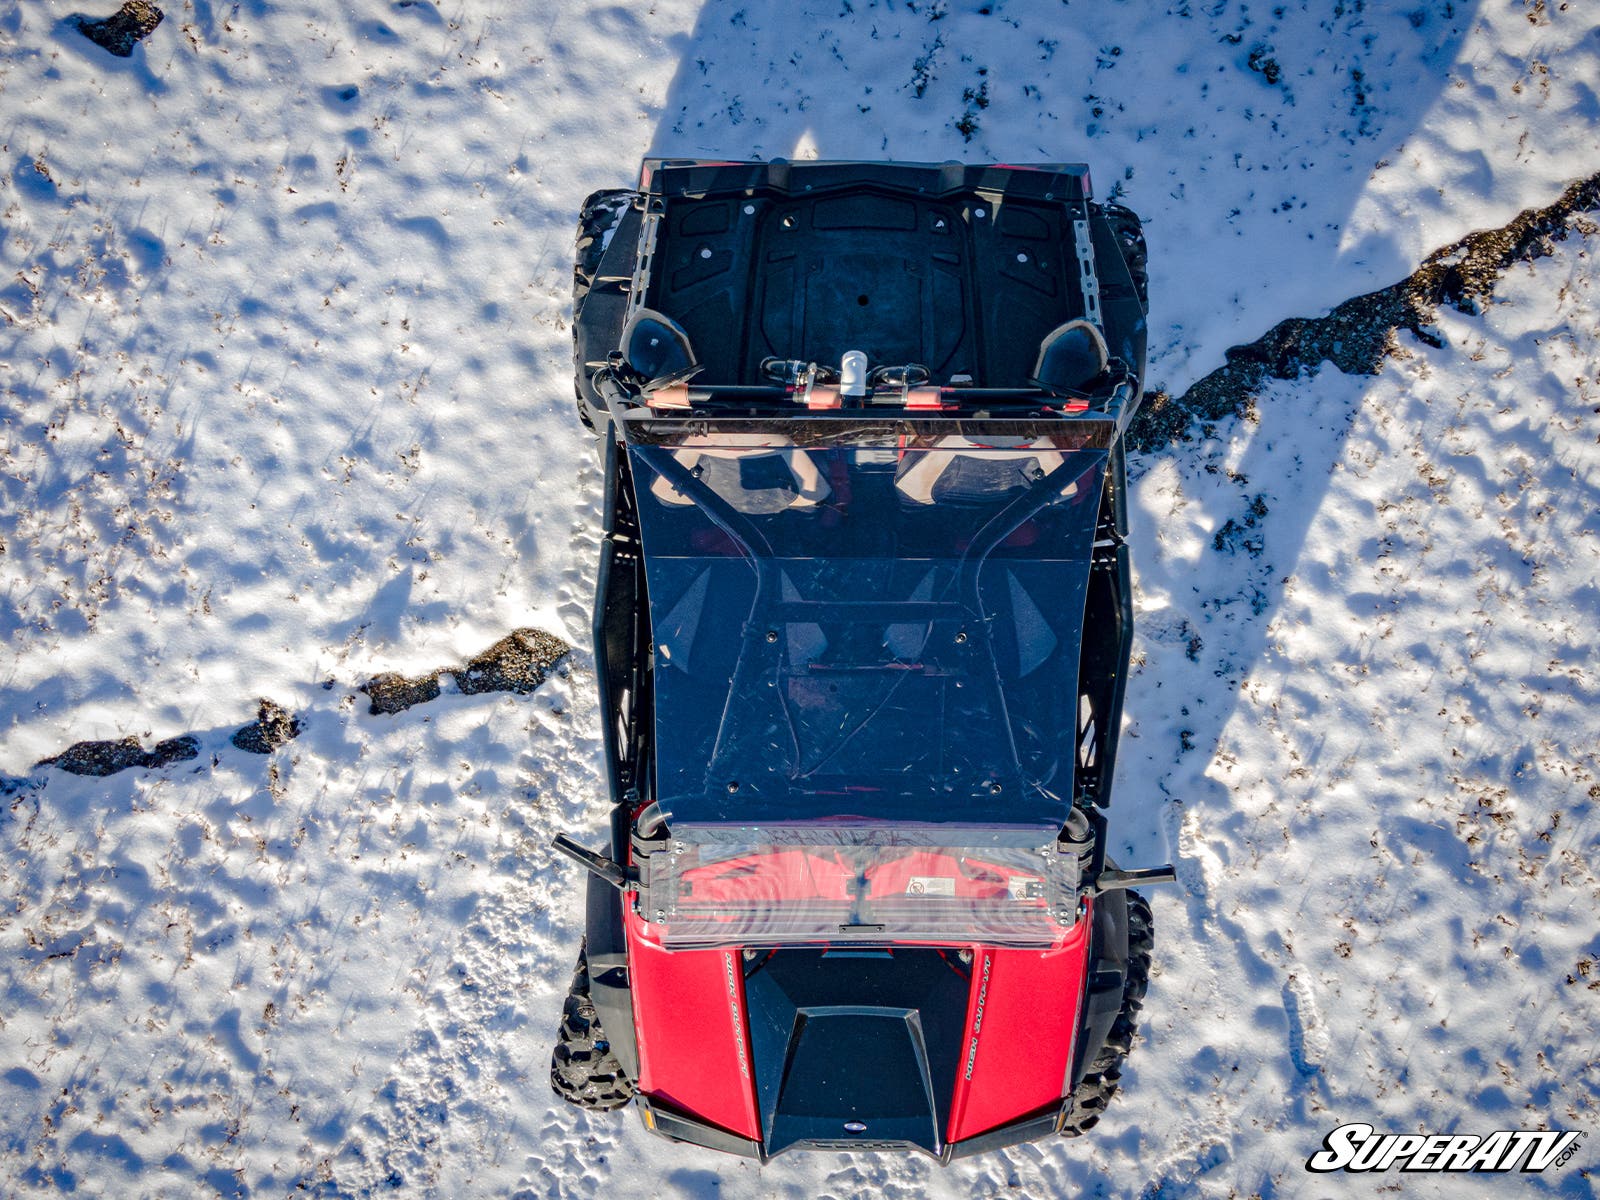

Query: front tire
[1061,889,1152,1137]
[550,942,635,1112]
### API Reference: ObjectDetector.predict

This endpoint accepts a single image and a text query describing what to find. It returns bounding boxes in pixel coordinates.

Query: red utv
[551,159,1173,1160]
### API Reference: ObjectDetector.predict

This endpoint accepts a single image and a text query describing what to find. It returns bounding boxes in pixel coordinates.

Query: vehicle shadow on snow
[643,0,1483,324]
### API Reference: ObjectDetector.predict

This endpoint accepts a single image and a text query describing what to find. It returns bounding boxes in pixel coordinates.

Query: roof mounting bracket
[1072,217,1103,331]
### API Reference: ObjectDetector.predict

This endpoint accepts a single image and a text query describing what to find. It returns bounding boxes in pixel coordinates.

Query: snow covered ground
[2,0,1597,1195]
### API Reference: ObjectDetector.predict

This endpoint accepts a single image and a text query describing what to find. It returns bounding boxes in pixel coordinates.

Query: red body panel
[626,910,1094,1146]
[946,910,1092,1142]
[624,903,762,1140]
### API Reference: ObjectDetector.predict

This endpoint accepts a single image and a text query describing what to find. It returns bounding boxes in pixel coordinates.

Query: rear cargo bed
[643,161,1103,388]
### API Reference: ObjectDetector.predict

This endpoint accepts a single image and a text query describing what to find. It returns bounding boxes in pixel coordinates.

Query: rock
[230,700,304,754]
[41,733,198,776]
[360,628,571,714]
[361,672,442,716]
[77,2,164,58]
[455,629,571,696]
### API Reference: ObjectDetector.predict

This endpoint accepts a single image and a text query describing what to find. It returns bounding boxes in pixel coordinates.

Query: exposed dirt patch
[76,2,164,57]
[1132,170,1600,451]
[39,734,198,777]
[28,629,569,776]
[361,628,572,716]
[362,672,442,716]
[230,699,304,754]
[456,629,571,695]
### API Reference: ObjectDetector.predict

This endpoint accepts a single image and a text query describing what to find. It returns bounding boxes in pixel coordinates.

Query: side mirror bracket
[553,833,637,891]
[1092,864,1178,894]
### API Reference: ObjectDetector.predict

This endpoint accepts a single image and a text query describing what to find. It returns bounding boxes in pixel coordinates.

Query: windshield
[629,420,1107,828]
[642,823,1079,948]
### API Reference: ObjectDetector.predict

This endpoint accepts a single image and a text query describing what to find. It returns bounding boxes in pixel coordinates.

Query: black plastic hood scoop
[767,1007,938,1154]
[744,949,970,1157]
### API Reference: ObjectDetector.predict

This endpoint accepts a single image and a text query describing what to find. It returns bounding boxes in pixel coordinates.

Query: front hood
[624,907,1095,1155]
[743,948,970,1156]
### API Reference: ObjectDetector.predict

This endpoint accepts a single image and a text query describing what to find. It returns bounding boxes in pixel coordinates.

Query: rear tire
[573,189,636,315]
[550,941,636,1112]
[1061,890,1152,1137]
[1102,203,1148,310]
[572,190,637,431]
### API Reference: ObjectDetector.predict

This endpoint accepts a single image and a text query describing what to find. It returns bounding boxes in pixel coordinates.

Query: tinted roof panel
[630,423,1106,827]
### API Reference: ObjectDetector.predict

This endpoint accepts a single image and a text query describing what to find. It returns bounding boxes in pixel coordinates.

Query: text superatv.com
[1306,1123,1585,1173]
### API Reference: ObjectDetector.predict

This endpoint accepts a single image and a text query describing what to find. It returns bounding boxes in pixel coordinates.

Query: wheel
[572,190,637,431]
[550,941,636,1112]
[573,189,637,314]
[1102,203,1148,310]
[1060,890,1152,1137]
